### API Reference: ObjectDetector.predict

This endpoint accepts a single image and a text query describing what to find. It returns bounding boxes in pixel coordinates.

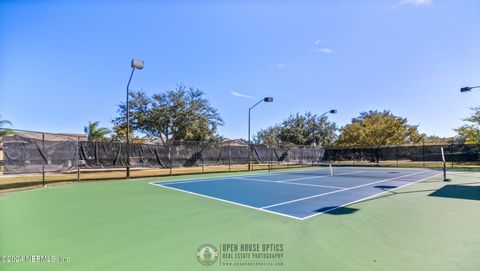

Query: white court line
[149,170,442,221]
[260,170,433,209]
[299,172,443,220]
[231,177,345,189]
[149,182,303,220]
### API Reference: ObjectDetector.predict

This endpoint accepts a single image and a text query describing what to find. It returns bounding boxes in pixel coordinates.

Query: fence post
[422,140,425,167]
[42,132,45,187]
[169,144,173,176]
[450,141,454,168]
[228,144,231,172]
[77,136,80,182]
[269,147,273,172]
[396,145,399,167]
[201,143,205,174]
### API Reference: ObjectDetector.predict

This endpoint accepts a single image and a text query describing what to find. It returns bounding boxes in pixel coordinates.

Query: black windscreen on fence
[3,132,480,175]
[321,144,480,164]
[2,135,78,174]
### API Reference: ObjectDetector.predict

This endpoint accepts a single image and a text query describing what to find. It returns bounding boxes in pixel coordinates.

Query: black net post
[443,161,447,181]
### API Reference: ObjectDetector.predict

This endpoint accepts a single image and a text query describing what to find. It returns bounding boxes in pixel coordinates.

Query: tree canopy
[84,121,110,141]
[336,110,423,147]
[113,85,224,145]
[455,106,480,144]
[254,112,337,146]
[0,115,13,137]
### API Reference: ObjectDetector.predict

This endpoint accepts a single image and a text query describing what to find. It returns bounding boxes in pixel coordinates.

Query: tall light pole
[313,109,337,147]
[126,59,144,179]
[248,97,273,171]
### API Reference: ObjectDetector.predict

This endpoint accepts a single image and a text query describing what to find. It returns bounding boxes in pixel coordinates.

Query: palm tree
[0,115,13,137]
[84,121,110,142]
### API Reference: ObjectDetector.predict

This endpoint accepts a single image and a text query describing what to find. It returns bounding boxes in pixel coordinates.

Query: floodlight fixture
[131,59,144,70]
[460,86,479,93]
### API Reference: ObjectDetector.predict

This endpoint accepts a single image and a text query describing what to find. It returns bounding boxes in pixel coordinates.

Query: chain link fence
[0,129,324,191]
[1,129,478,191]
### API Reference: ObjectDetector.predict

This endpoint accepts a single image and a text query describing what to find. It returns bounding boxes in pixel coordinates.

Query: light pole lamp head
[460,87,472,92]
[264,97,273,102]
[131,59,144,70]
[329,109,337,114]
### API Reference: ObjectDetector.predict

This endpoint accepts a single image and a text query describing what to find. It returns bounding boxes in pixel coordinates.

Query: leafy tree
[254,112,337,146]
[423,135,454,144]
[455,106,480,144]
[113,85,224,145]
[455,125,479,144]
[336,110,423,147]
[110,124,145,143]
[84,121,110,142]
[254,125,282,146]
[0,115,13,137]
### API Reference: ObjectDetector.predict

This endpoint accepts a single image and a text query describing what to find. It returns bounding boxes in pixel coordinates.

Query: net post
[443,161,447,181]
[441,147,447,181]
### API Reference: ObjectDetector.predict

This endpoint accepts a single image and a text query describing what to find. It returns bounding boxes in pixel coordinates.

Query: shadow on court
[428,184,480,201]
[374,185,397,190]
[315,206,359,215]
[348,182,480,205]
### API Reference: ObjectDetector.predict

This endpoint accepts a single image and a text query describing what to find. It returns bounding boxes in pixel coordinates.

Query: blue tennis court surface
[150,167,442,220]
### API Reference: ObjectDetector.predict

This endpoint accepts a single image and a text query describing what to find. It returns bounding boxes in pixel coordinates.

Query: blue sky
[1,0,479,139]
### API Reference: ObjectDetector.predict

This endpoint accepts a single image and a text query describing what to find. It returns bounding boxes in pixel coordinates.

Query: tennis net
[260,160,447,179]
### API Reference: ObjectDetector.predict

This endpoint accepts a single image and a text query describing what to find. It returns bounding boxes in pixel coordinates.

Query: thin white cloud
[275,63,286,70]
[390,0,432,10]
[231,91,255,99]
[315,48,334,54]
[314,39,322,45]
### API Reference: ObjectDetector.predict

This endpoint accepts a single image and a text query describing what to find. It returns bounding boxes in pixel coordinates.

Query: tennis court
[151,166,442,220]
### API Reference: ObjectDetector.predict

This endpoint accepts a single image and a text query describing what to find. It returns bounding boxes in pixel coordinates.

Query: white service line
[299,172,443,220]
[260,170,433,209]
[149,182,303,220]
